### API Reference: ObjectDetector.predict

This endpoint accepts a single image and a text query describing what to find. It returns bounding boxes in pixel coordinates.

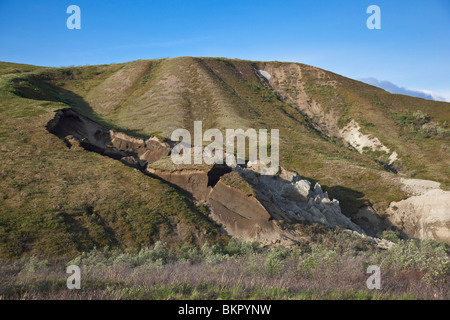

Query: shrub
[19,256,48,274]
[379,240,449,284]
[201,243,227,264]
[225,239,261,256]
[2,236,450,299]
[380,230,403,244]
[129,242,170,266]
[176,244,201,263]
[436,126,449,137]
[296,251,320,279]
[412,110,430,123]
[264,255,284,277]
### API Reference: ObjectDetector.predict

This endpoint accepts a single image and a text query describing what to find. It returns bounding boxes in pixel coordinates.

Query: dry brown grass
[0,255,447,300]
[1,236,448,300]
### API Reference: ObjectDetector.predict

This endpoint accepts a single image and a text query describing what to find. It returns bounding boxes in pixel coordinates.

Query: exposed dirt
[258,62,341,139]
[46,108,171,169]
[147,168,212,202]
[340,119,398,165]
[399,177,442,196]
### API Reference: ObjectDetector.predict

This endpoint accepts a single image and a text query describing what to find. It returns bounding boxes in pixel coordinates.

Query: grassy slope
[0,64,227,259]
[301,67,450,186]
[0,61,45,76]
[0,58,448,258]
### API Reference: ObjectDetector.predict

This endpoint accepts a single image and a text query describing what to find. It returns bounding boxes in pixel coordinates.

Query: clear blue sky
[1,0,449,100]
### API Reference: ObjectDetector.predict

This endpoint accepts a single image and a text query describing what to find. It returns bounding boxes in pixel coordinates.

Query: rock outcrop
[47,109,171,168]
[340,119,398,165]
[208,178,281,243]
[145,158,366,245]
[386,178,450,243]
[47,108,400,247]
[236,163,364,233]
[110,132,170,164]
[147,168,212,202]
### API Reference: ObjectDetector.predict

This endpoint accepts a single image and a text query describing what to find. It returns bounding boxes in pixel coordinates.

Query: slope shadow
[14,76,150,139]
[283,174,405,237]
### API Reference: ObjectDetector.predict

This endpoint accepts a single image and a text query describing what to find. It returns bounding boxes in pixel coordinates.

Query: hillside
[0,58,449,258]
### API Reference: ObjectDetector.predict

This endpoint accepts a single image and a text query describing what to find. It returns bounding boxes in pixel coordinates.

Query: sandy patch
[399,177,441,196]
[259,63,341,138]
[340,119,398,164]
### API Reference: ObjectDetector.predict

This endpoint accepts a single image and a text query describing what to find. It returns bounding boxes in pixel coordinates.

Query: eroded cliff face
[204,167,371,246]
[386,179,450,243]
[241,164,364,233]
[47,108,368,246]
[147,168,212,202]
[110,132,171,164]
[257,63,341,139]
[208,179,283,244]
[46,108,447,247]
[255,65,401,172]
[46,109,171,169]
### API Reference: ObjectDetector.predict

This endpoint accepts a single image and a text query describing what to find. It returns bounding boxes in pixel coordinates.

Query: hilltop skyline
[0,0,449,101]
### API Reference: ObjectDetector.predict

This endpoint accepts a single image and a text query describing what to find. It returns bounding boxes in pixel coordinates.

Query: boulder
[386,188,450,243]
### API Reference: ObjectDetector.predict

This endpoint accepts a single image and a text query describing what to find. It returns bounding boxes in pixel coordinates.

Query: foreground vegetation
[1,228,448,300]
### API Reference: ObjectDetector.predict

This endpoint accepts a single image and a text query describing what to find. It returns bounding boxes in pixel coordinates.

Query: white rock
[386,186,450,243]
[258,70,271,80]
[314,183,323,196]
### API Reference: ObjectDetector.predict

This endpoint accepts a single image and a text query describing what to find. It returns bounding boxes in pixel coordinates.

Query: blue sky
[1,0,449,101]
